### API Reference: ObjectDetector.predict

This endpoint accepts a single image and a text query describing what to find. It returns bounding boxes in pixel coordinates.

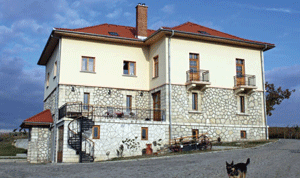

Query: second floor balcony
[186,69,211,91]
[234,74,257,94]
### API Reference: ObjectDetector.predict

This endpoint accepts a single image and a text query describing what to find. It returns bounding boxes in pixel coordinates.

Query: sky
[0,0,299,132]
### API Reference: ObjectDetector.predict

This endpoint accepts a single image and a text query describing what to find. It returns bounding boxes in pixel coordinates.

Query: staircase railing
[67,102,95,162]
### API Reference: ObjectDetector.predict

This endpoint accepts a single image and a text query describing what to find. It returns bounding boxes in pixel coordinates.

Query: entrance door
[152,91,161,121]
[236,59,245,86]
[189,53,200,81]
[57,125,64,163]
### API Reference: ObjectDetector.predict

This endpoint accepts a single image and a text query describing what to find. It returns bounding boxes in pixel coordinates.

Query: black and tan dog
[226,158,250,178]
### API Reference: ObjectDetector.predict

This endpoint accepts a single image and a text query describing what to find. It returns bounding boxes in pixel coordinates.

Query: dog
[226,158,250,178]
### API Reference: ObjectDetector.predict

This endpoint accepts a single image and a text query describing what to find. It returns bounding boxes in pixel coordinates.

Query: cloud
[54,0,91,28]
[149,20,180,30]
[161,4,175,14]
[232,2,300,14]
[0,56,44,130]
[106,8,122,18]
[0,0,57,22]
[265,65,300,89]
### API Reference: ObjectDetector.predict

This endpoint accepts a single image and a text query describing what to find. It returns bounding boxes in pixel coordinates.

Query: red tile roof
[55,22,273,45]
[23,109,53,124]
[56,23,156,39]
[166,22,273,45]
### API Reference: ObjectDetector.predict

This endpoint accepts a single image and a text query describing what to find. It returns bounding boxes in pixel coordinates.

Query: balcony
[59,102,166,122]
[186,70,211,91]
[233,74,257,94]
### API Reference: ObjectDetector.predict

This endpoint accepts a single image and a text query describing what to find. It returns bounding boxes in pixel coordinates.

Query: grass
[212,139,278,148]
[0,133,28,156]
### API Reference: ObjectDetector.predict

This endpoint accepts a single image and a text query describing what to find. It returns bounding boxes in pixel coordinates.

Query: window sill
[189,110,202,114]
[236,113,250,116]
[80,71,96,74]
[122,74,137,77]
[152,76,159,80]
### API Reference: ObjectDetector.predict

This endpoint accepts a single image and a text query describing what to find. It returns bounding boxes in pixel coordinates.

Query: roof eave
[150,29,275,51]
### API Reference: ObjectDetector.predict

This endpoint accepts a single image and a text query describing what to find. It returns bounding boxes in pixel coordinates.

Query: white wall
[149,37,168,89]
[44,44,59,99]
[170,38,263,90]
[59,38,150,91]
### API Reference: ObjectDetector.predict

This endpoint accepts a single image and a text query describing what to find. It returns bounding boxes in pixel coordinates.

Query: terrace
[59,102,166,122]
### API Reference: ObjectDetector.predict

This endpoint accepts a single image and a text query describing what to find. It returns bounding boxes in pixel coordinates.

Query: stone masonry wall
[59,85,150,109]
[27,127,52,163]
[170,85,266,141]
[44,89,56,115]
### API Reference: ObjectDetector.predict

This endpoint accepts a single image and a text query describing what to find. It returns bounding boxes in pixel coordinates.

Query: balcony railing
[59,102,166,122]
[186,70,209,83]
[234,74,256,87]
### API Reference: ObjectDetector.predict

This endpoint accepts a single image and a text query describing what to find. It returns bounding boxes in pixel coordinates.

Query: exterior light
[71,86,75,92]
[140,92,143,96]
[108,89,111,95]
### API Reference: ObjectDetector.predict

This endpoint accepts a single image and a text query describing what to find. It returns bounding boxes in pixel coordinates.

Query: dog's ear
[231,161,234,165]
[226,161,229,166]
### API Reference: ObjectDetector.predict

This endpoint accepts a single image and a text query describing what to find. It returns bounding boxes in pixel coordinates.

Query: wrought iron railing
[234,74,256,87]
[186,70,209,83]
[59,102,166,122]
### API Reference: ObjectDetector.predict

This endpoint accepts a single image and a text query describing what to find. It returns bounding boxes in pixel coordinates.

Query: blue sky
[0,0,299,131]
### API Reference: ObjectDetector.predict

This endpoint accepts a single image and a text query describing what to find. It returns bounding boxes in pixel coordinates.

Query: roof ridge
[171,21,270,44]
[56,23,156,32]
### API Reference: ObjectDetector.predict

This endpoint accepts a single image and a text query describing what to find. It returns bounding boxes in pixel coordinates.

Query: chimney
[136,3,148,39]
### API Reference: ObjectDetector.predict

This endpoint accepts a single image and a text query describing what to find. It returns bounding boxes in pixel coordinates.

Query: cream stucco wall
[44,44,59,99]
[170,38,263,90]
[149,37,168,89]
[59,38,150,91]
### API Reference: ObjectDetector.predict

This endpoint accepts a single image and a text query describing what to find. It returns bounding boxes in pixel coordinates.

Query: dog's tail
[246,158,250,166]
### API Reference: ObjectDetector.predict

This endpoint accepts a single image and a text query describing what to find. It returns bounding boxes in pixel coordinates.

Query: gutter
[261,44,268,140]
[168,30,175,142]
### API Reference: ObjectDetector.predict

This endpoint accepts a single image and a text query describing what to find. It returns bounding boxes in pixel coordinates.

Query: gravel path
[0,139,299,178]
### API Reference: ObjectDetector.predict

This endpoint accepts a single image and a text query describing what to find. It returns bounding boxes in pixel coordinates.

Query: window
[240,96,245,113]
[81,57,95,72]
[46,73,50,87]
[83,93,90,110]
[126,95,132,112]
[54,61,57,78]
[153,56,159,78]
[241,130,246,139]
[92,125,100,139]
[123,61,136,76]
[141,127,148,140]
[192,93,198,110]
[108,32,119,36]
[192,129,199,139]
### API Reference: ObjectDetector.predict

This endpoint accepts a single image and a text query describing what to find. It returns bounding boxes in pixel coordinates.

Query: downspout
[168,30,174,142]
[261,44,268,140]
[51,33,61,163]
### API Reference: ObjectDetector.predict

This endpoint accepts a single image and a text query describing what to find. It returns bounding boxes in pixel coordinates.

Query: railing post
[79,117,83,163]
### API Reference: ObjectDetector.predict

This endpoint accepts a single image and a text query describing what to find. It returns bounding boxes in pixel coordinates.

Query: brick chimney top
[136,3,148,39]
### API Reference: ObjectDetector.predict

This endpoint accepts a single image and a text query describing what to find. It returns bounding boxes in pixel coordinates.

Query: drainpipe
[261,44,268,140]
[168,30,175,142]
